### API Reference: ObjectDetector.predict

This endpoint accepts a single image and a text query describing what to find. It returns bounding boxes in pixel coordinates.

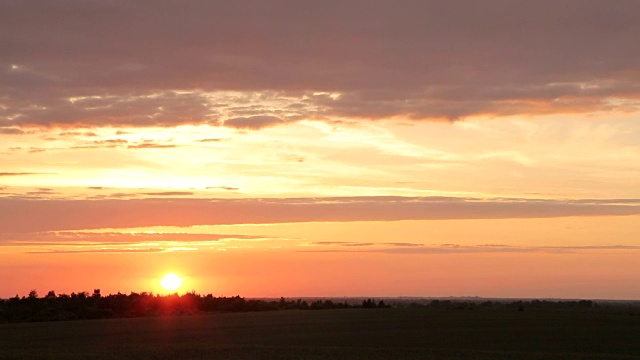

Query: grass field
[1,308,639,359]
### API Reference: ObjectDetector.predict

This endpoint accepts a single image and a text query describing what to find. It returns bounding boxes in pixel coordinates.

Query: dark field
[1,308,639,359]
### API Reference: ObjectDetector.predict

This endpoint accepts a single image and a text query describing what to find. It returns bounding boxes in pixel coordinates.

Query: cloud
[314,241,376,247]
[307,242,640,254]
[0,196,638,233]
[59,131,98,137]
[197,138,227,142]
[1,231,261,245]
[28,248,165,254]
[71,139,128,149]
[380,244,640,254]
[223,116,290,130]
[0,91,217,128]
[142,192,193,196]
[1,231,269,254]
[25,188,58,197]
[1,1,639,128]
[384,242,424,247]
[0,127,24,134]
[107,192,139,199]
[0,172,41,176]
[206,186,240,191]
[127,143,176,149]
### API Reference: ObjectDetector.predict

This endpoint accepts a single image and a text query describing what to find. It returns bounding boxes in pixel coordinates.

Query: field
[1,307,640,359]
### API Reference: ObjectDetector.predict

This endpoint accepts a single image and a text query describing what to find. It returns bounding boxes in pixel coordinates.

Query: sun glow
[160,273,183,291]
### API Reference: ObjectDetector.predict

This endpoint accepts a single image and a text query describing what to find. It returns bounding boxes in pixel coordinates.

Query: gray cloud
[0,196,638,233]
[1,1,639,128]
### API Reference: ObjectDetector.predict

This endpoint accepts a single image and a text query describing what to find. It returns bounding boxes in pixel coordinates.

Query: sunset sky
[1,1,639,299]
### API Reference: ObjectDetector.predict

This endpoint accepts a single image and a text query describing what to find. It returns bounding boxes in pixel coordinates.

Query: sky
[1,0,639,299]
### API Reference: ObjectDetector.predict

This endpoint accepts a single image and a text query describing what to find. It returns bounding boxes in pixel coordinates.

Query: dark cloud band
[0,196,638,233]
[2,1,639,128]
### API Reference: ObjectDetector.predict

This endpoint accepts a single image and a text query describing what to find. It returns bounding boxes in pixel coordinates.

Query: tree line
[0,290,389,323]
[3,289,637,324]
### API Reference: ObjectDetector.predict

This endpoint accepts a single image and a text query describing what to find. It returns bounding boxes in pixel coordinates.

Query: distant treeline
[0,290,390,323]
[397,299,597,311]
[2,290,638,323]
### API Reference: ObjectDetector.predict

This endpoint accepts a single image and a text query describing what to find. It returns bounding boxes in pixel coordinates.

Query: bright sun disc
[161,273,182,291]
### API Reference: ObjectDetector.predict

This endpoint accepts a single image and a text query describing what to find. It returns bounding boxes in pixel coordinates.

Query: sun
[161,273,183,291]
